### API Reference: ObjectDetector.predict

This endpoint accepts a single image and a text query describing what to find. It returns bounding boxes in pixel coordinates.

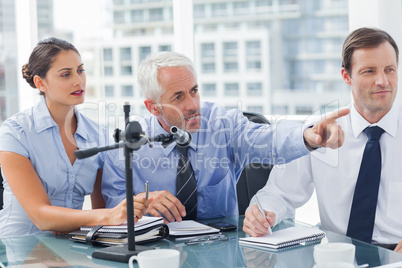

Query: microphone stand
[74,103,174,263]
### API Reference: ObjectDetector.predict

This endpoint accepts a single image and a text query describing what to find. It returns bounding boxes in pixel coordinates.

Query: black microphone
[75,143,122,159]
[75,147,99,159]
[170,126,192,146]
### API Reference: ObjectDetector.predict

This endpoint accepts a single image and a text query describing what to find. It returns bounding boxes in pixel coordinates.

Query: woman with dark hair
[0,37,148,236]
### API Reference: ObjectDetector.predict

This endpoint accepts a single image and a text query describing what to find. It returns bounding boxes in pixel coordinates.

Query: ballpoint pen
[145,181,149,202]
[255,195,272,235]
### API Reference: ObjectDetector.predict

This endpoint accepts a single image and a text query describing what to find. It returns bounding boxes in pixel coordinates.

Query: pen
[145,181,149,202]
[255,195,272,235]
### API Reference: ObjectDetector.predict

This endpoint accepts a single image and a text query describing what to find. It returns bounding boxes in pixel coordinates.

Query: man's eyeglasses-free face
[185,234,229,245]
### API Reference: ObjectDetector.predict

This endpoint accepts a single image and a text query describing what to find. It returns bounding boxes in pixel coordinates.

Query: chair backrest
[0,166,3,210]
[237,111,273,215]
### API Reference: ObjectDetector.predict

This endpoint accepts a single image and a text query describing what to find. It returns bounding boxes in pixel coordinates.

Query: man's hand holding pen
[136,189,187,224]
[243,202,276,237]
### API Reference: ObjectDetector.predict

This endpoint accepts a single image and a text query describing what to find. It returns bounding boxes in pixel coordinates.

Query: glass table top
[1,216,401,267]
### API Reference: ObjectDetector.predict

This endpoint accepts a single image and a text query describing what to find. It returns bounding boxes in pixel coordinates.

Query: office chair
[0,166,3,210]
[236,111,273,215]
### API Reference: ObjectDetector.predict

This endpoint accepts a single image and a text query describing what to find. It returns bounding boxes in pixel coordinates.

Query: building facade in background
[81,0,351,121]
[0,0,352,125]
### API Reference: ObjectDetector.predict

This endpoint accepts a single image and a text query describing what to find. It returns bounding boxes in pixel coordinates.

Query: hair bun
[22,63,36,88]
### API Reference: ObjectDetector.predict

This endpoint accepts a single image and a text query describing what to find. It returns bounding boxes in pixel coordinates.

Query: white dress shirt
[251,104,402,244]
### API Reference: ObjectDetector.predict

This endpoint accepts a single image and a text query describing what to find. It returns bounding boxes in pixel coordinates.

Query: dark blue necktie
[347,126,384,243]
[176,145,197,220]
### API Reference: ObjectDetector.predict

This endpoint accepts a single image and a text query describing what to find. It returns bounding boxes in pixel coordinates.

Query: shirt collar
[351,103,398,138]
[33,96,57,133]
[148,115,197,156]
[74,108,89,141]
[33,96,89,141]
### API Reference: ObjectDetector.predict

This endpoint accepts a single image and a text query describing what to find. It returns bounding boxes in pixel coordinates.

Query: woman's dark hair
[21,37,80,94]
[342,27,399,75]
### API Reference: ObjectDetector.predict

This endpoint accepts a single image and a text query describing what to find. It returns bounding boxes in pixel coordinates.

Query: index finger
[325,108,350,122]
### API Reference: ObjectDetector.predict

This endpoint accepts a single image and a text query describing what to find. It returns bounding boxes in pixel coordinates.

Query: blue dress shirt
[102,102,309,219]
[0,97,108,236]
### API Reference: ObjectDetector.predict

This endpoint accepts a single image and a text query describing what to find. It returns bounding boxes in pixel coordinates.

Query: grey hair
[137,51,196,103]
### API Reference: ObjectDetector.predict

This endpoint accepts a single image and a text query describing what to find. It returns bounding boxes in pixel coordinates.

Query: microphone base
[92,244,153,263]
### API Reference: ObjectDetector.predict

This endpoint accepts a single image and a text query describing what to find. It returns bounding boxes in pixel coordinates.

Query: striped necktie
[347,126,384,243]
[176,145,197,220]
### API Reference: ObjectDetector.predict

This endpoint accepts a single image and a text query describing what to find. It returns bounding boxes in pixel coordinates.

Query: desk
[1,216,401,267]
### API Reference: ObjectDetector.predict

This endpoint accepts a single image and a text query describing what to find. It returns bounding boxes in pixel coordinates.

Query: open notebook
[167,220,220,239]
[68,216,168,246]
[239,226,325,251]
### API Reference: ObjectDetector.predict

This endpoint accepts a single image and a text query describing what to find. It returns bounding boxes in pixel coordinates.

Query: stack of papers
[167,220,220,239]
[69,216,168,246]
[80,216,163,233]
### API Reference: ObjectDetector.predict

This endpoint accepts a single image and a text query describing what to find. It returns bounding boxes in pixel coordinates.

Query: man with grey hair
[102,51,348,222]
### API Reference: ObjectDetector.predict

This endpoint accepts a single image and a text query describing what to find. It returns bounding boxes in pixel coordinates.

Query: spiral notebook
[239,227,325,250]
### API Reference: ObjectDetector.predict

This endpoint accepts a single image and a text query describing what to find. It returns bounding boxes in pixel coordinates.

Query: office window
[247,61,261,71]
[120,47,131,61]
[105,85,114,97]
[272,105,288,115]
[202,83,216,97]
[121,65,132,75]
[212,3,227,17]
[139,46,151,61]
[234,2,249,15]
[121,85,133,97]
[224,62,238,72]
[306,17,325,34]
[284,39,300,56]
[103,48,113,62]
[223,42,237,57]
[113,0,124,5]
[247,106,263,114]
[131,10,144,23]
[247,82,263,96]
[113,11,125,24]
[256,0,272,7]
[194,4,205,18]
[296,105,313,115]
[201,43,215,58]
[328,16,349,31]
[159,45,171,52]
[104,66,113,76]
[310,60,325,74]
[307,38,325,54]
[202,63,215,73]
[246,41,261,56]
[224,83,239,96]
[282,19,301,35]
[149,8,163,21]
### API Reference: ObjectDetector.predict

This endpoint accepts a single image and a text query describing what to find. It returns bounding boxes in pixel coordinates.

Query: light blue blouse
[0,97,108,236]
[102,102,309,219]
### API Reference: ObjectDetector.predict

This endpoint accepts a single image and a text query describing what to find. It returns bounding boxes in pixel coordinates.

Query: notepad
[239,227,325,250]
[80,216,164,233]
[167,220,220,239]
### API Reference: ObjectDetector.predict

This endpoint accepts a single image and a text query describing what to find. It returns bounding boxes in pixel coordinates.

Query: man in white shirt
[243,27,402,254]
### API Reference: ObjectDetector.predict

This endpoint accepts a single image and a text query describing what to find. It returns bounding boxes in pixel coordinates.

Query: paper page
[168,220,219,236]
[81,216,163,233]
